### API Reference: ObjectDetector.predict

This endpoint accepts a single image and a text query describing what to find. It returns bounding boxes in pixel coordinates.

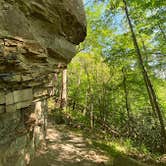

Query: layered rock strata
[0,0,86,165]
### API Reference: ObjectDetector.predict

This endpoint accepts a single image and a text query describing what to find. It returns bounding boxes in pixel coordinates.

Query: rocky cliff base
[0,0,86,165]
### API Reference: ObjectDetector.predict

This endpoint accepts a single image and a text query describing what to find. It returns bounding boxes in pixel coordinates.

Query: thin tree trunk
[83,91,88,116]
[84,63,94,129]
[72,71,81,111]
[122,67,131,136]
[141,40,158,118]
[72,101,76,111]
[60,68,67,110]
[141,39,148,64]
[123,0,166,151]
[90,102,94,129]
[102,84,106,123]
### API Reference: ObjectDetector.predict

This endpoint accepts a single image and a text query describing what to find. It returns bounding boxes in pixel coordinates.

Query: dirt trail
[30,124,111,166]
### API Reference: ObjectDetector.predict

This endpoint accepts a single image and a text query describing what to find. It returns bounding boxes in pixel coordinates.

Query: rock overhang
[0,0,86,63]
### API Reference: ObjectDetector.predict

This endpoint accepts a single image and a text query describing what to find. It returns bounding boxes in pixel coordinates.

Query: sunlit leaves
[71,0,166,152]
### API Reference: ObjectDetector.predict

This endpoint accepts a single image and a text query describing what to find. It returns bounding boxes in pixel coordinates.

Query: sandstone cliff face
[0,0,86,165]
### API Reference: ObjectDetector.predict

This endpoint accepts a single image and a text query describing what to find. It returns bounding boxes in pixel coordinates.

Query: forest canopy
[56,0,166,155]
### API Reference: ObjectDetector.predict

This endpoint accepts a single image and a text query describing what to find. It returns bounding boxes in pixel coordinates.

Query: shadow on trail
[30,123,110,166]
[30,120,166,166]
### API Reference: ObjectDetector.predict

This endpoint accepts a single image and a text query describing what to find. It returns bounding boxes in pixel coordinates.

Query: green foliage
[92,141,122,157]
[68,0,166,155]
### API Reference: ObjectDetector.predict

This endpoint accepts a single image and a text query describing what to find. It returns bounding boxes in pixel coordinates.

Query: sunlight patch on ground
[30,124,111,166]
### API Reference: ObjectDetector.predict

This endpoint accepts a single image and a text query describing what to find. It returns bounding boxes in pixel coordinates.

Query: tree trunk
[123,0,166,151]
[122,67,131,136]
[60,68,67,110]
[90,102,94,129]
[141,40,158,119]
[84,63,94,129]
